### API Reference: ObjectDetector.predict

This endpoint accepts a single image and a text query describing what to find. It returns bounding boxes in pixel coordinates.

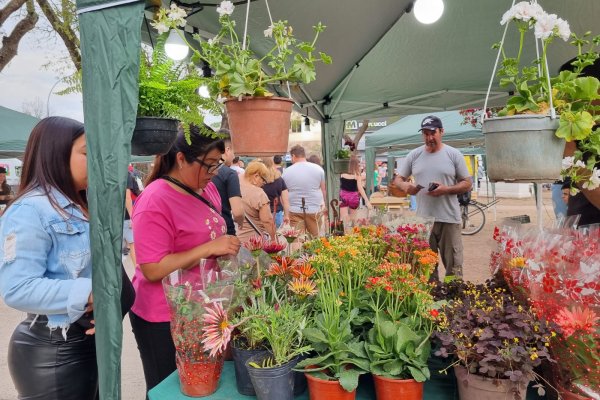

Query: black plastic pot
[292,353,308,396]
[245,353,295,400]
[131,116,178,156]
[231,343,269,396]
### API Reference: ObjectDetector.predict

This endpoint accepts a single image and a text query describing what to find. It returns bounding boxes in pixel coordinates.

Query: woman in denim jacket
[0,117,97,400]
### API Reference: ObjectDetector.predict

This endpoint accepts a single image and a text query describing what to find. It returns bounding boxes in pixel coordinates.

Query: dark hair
[10,116,87,214]
[307,154,322,165]
[290,145,305,158]
[232,156,240,163]
[273,155,282,164]
[146,124,225,185]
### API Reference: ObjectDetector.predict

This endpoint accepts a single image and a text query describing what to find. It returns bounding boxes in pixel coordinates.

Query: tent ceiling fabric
[149,0,599,121]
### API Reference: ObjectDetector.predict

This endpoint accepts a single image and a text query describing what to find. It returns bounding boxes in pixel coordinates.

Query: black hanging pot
[131,117,178,156]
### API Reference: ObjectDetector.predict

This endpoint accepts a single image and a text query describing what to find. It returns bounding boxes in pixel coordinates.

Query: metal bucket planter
[332,159,351,174]
[482,115,563,183]
[225,96,294,157]
[132,116,178,156]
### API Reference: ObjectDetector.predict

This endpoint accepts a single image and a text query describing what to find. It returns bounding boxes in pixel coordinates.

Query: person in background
[211,131,244,235]
[230,156,245,175]
[262,157,290,228]
[282,145,327,237]
[273,154,284,174]
[130,126,241,396]
[551,180,568,220]
[237,160,276,242]
[307,154,322,166]
[394,115,472,281]
[0,117,97,399]
[0,166,14,214]
[124,164,142,265]
[373,164,380,192]
[339,156,372,220]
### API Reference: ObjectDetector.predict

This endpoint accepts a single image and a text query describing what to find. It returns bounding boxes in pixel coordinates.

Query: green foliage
[137,36,222,141]
[335,147,351,160]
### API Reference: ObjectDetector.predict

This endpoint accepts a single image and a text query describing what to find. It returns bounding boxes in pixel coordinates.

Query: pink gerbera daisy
[554,306,599,337]
[201,302,233,357]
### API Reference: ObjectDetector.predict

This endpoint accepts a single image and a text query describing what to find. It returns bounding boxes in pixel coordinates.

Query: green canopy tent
[0,106,39,158]
[364,110,484,192]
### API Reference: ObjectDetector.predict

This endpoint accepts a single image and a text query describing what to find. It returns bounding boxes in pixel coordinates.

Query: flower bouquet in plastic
[492,223,600,398]
[163,254,253,396]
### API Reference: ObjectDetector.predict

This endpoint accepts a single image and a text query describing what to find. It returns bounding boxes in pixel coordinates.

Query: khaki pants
[290,212,321,238]
[428,221,463,280]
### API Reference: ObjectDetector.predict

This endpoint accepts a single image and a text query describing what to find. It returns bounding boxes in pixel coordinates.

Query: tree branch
[0,0,38,71]
[35,0,80,71]
[0,0,28,26]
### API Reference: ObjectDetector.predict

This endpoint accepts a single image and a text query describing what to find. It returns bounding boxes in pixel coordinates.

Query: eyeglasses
[193,158,224,173]
[258,175,267,185]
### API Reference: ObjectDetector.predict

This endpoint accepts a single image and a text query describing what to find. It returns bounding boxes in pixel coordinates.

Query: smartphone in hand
[428,182,440,192]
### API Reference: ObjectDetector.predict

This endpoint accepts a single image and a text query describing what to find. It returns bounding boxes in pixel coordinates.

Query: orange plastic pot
[224,96,294,157]
[304,369,356,400]
[373,375,424,400]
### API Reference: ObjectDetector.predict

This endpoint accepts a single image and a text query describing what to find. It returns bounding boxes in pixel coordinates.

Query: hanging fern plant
[137,35,222,141]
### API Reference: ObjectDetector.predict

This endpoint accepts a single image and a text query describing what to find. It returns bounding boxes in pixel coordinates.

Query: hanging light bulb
[198,85,210,98]
[413,0,444,24]
[165,29,189,60]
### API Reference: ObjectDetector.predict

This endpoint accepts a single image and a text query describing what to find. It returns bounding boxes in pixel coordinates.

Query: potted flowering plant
[364,260,438,400]
[482,1,600,183]
[434,278,555,400]
[152,1,332,156]
[332,147,352,175]
[134,36,221,155]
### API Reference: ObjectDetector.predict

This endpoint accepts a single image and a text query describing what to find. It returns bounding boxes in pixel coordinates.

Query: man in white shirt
[282,145,327,237]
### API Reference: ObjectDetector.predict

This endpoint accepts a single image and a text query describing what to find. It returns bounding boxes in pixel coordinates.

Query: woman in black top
[339,156,371,221]
[261,157,290,228]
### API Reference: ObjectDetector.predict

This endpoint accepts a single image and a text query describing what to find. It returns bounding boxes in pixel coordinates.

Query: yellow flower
[508,257,527,268]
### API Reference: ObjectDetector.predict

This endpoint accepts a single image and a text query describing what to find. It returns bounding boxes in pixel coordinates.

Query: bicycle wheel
[461,202,485,235]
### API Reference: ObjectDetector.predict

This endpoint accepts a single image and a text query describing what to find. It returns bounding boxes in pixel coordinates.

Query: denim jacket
[0,187,91,333]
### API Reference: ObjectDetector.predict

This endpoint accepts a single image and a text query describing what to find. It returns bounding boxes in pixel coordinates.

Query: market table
[148,361,461,400]
[149,361,547,400]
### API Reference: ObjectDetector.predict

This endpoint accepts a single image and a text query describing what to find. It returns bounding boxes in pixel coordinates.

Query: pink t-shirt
[130,179,225,322]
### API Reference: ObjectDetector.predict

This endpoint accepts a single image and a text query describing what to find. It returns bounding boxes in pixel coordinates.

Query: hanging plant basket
[482,115,563,183]
[332,159,351,174]
[132,117,178,156]
[225,96,294,157]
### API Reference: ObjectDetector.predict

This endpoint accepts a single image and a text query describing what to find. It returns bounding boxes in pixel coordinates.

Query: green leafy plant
[152,1,332,98]
[137,36,221,140]
[335,147,351,160]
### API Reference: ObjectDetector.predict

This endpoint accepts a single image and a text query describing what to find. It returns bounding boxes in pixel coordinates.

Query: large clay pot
[482,115,563,183]
[373,375,424,400]
[454,365,528,400]
[224,96,294,156]
[176,352,224,397]
[131,116,178,156]
[304,368,356,400]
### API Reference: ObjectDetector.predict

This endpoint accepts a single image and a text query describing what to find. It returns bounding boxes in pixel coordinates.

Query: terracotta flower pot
[373,375,424,400]
[224,96,294,156]
[304,368,356,400]
[454,365,528,400]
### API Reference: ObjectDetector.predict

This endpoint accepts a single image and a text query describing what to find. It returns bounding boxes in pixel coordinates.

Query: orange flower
[292,263,316,279]
[266,257,292,277]
[288,277,317,298]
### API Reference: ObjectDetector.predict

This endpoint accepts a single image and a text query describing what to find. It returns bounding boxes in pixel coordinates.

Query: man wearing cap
[393,115,472,280]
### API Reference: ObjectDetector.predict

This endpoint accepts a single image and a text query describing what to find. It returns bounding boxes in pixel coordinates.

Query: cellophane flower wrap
[492,223,600,397]
[162,254,253,393]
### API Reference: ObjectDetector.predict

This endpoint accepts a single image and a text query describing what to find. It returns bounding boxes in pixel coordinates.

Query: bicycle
[460,200,486,235]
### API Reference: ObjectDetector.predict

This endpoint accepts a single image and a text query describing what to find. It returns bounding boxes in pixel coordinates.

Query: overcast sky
[0,22,84,121]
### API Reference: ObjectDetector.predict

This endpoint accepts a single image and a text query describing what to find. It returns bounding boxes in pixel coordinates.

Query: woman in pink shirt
[130,126,241,396]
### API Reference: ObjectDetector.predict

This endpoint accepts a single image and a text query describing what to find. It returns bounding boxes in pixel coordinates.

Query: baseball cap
[419,115,443,131]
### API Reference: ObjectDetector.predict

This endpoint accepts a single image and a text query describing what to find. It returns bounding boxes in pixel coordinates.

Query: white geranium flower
[501,2,544,25]
[582,169,600,190]
[216,95,227,104]
[569,186,580,196]
[534,13,559,40]
[574,160,586,169]
[561,156,575,170]
[264,25,273,38]
[555,17,570,41]
[207,38,216,46]
[151,21,170,35]
[216,1,234,17]
[167,4,187,27]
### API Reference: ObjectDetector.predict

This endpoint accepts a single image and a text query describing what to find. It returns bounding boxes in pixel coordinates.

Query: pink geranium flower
[554,306,599,337]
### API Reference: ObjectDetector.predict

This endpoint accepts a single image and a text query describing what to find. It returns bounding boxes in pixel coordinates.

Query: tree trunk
[35,0,81,71]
